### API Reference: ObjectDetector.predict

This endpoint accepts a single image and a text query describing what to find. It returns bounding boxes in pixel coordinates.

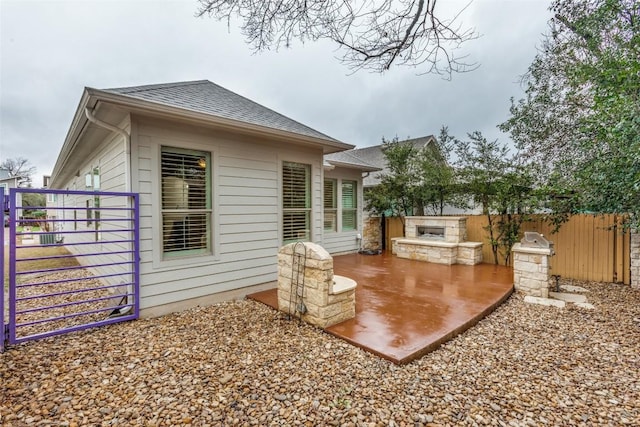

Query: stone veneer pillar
[362,217,381,251]
[277,242,356,328]
[512,243,554,298]
[631,233,640,289]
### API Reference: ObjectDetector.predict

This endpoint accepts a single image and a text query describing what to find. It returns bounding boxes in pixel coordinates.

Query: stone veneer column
[277,242,356,328]
[362,217,381,251]
[631,233,640,289]
[512,243,554,298]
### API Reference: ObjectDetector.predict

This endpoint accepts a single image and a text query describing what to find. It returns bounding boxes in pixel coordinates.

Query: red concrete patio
[248,252,514,364]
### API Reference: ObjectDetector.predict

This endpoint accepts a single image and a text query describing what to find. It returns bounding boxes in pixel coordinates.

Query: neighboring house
[326,136,480,215]
[325,135,437,189]
[50,80,375,316]
[0,167,23,212]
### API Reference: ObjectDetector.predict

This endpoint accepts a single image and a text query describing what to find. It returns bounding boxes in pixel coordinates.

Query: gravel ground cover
[1,279,639,426]
[11,269,115,339]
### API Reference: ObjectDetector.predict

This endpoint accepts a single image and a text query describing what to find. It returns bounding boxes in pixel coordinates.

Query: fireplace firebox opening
[417,225,445,240]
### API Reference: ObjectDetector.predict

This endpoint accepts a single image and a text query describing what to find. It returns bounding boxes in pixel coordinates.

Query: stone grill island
[392,217,483,265]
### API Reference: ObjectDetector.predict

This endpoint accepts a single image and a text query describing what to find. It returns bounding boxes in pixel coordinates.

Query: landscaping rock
[1,278,639,425]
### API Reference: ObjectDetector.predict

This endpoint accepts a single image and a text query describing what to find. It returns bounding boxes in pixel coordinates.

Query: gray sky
[0,0,552,186]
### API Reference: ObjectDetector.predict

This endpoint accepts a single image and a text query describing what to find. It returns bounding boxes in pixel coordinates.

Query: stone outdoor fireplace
[392,217,483,265]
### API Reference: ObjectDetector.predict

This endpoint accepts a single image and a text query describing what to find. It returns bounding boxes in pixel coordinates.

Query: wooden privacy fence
[385,214,631,285]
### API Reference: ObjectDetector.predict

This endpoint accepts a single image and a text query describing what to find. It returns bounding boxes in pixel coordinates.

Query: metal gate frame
[1,188,139,351]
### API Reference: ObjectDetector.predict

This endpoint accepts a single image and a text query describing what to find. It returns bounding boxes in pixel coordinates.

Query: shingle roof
[325,136,436,187]
[323,150,380,171]
[100,80,340,143]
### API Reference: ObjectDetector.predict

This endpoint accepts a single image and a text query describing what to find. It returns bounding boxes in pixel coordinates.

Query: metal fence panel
[4,188,140,347]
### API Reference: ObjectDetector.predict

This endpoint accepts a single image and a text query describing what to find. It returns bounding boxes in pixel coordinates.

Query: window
[92,167,100,190]
[86,200,92,226]
[282,161,311,242]
[161,146,211,257]
[341,180,357,231]
[324,179,337,232]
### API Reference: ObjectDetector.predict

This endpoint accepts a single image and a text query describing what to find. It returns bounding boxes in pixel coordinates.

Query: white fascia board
[50,89,94,188]
[88,89,355,154]
[325,159,382,172]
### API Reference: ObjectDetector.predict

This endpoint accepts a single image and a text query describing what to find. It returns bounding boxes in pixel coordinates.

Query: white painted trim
[150,136,220,270]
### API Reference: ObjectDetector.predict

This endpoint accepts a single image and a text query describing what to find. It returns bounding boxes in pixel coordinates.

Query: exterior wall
[1,177,22,212]
[321,167,363,254]
[55,119,131,286]
[131,117,325,313]
[0,178,19,194]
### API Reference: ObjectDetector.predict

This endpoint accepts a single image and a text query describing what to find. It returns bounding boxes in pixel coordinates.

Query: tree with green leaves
[500,0,640,229]
[452,130,537,265]
[415,127,461,215]
[364,137,420,232]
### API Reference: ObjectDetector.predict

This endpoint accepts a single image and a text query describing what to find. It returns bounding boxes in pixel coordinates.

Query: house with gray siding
[1,167,23,212]
[326,136,481,216]
[50,80,376,316]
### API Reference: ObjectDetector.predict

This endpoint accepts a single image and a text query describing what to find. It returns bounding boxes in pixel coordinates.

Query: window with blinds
[324,179,337,232]
[282,161,311,242]
[342,180,357,231]
[161,146,211,257]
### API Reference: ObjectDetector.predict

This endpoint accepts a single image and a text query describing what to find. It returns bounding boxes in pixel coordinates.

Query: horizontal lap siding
[323,233,360,254]
[56,130,132,287]
[134,118,323,309]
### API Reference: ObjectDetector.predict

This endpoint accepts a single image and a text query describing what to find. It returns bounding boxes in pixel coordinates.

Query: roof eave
[325,159,382,172]
[50,89,93,188]
[51,87,354,187]
[89,89,354,153]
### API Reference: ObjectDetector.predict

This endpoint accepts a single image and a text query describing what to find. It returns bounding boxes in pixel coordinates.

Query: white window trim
[278,155,320,247]
[341,180,358,232]
[151,139,219,270]
[323,177,360,234]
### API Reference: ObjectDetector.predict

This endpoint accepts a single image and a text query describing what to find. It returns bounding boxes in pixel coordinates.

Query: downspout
[84,107,134,315]
[84,107,131,193]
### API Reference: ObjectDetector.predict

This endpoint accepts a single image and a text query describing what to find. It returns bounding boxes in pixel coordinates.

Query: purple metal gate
[1,188,139,350]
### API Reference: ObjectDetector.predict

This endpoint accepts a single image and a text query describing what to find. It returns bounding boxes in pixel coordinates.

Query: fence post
[1,192,4,352]
[631,233,640,289]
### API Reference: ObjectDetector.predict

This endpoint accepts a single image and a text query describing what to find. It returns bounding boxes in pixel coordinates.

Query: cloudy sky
[1,0,552,186]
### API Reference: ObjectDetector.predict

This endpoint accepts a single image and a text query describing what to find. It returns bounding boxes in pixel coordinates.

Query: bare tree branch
[1,157,37,187]
[196,0,479,76]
